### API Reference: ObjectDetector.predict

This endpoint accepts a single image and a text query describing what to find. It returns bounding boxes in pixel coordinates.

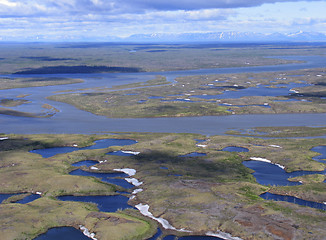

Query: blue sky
[0,0,325,41]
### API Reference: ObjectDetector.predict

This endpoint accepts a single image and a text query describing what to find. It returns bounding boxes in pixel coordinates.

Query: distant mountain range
[124,31,326,43]
[1,31,326,42]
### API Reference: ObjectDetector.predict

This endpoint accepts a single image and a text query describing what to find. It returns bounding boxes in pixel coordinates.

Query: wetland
[0,42,325,240]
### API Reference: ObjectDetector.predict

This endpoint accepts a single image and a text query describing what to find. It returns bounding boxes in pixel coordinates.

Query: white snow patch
[73,144,78,147]
[129,195,136,200]
[316,75,322,77]
[36,191,42,195]
[250,157,285,169]
[0,137,8,140]
[263,103,269,106]
[79,225,97,240]
[114,168,136,176]
[197,144,207,148]
[207,231,243,240]
[125,178,143,186]
[121,150,140,155]
[135,204,191,232]
[132,188,143,194]
[90,166,98,170]
[323,202,326,205]
[269,145,282,148]
[289,88,299,93]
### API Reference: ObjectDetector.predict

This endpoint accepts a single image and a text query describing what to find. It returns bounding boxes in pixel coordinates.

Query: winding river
[0,56,326,135]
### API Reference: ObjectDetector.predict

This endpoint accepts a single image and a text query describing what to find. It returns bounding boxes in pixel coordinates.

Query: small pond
[311,146,326,163]
[33,227,90,240]
[69,169,134,189]
[222,146,249,152]
[30,138,137,158]
[179,152,207,157]
[57,195,133,212]
[261,192,326,211]
[242,160,326,186]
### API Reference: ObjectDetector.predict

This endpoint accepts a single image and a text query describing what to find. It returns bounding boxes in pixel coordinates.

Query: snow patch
[79,225,97,240]
[207,231,243,240]
[0,137,8,141]
[135,204,191,232]
[36,191,42,195]
[250,157,285,169]
[121,150,140,155]
[114,168,136,176]
[197,144,207,148]
[269,145,282,148]
[125,178,143,186]
[132,188,143,195]
[90,166,98,170]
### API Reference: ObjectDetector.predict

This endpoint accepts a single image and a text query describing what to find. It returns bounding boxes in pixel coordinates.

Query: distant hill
[124,31,326,43]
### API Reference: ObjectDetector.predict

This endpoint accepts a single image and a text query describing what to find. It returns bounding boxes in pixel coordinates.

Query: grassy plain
[0,77,83,90]
[0,43,311,74]
[1,132,325,239]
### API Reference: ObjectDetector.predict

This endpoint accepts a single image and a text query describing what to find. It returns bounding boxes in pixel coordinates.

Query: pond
[57,195,133,212]
[69,169,135,189]
[34,227,91,240]
[242,160,326,186]
[30,138,137,158]
[260,192,326,211]
[222,146,249,152]
[311,146,326,163]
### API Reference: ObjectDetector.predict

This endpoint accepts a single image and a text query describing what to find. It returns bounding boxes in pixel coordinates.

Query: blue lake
[71,160,99,167]
[30,138,137,158]
[311,146,326,163]
[242,160,326,186]
[57,195,133,212]
[34,227,90,240]
[16,194,41,204]
[222,146,249,152]
[179,152,207,157]
[0,193,18,203]
[261,192,326,211]
[69,169,134,189]
[0,193,40,204]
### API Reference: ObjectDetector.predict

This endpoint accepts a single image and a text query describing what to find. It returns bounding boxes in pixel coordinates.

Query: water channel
[0,56,326,135]
[1,55,326,239]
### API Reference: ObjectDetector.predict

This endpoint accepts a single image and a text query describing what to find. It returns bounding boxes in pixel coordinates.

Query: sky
[0,0,325,41]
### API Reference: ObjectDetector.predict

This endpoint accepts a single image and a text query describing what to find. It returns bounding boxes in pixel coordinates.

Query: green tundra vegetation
[48,68,326,118]
[0,131,325,239]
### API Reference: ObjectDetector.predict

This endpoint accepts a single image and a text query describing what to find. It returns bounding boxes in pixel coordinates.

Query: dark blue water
[69,169,134,189]
[242,160,326,186]
[58,195,133,212]
[16,194,40,204]
[106,150,135,157]
[33,227,90,240]
[179,152,207,157]
[30,138,137,158]
[222,146,249,152]
[311,146,326,163]
[71,160,98,167]
[261,192,326,211]
[0,193,18,203]
[160,166,169,170]
[147,228,162,240]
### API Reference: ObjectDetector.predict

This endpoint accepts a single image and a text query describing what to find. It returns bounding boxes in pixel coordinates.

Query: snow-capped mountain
[125,31,326,42]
